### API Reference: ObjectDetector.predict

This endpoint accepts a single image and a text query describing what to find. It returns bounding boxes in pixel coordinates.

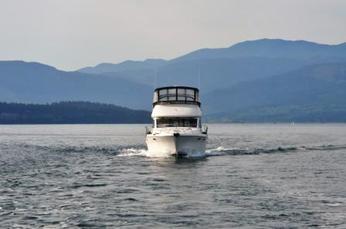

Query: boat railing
[153,100,200,107]
[202,125,208,134]
[145,126,152,134]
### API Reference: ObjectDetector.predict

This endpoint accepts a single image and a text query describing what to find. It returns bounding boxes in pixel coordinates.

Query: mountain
[155,57,305,92]
[2,39,346,123]
[0,101,150,124]
[81,57,305,91]
[0,61,153,109]
[78,39,346,92]
[79,58,167,74]
[79,59,167,86]
[204,62,346,122]
[173,39,346,62]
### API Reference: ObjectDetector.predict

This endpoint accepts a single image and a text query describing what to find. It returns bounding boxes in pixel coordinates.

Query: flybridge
[152,86,200,107]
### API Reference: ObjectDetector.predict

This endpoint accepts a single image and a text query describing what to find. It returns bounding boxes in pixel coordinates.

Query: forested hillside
[0,102,151,124]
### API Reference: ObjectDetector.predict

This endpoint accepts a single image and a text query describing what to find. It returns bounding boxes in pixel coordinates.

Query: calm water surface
[0,124,346,228]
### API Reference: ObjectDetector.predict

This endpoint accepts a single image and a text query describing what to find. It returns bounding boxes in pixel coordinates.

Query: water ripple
[1,124,346,228]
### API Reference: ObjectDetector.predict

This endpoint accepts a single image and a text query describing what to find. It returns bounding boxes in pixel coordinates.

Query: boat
[145,86,208,157]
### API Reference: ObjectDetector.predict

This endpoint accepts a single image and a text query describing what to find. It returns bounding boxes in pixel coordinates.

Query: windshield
[153,87,200,106]
[156,117,198,128]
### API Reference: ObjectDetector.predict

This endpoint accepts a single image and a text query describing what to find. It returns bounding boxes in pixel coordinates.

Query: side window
[186,89,194,101]
[159,89,168,101]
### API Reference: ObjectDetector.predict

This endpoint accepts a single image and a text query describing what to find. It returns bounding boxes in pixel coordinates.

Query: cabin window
[154,87,200,105]
[168,88,176,95]
[159,89,168,101]
[156,117,198,128]
[186,89,195,101]
[178,96,185,101]
[178,88,185,95]
[153,91,158,103]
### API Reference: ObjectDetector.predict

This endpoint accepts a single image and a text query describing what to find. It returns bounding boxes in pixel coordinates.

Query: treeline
[0,101,151,124]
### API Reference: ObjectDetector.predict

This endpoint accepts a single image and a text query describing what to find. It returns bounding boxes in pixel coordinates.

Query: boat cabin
[151,86,202,129]
[153,86,200,107]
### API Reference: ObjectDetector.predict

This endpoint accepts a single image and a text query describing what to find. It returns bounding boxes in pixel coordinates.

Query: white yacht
[145,86,208,157]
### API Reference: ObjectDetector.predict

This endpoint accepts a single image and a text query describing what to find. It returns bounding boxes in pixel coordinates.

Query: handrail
[202,125,208,134]
[154,86,199,92]
[145,126,152,134]
[153,100,200,107]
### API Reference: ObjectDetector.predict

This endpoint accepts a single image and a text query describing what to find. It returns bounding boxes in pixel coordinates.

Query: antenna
[198,62,201,90]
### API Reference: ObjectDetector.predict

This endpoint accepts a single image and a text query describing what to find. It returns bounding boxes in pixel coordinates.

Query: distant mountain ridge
[78,39,346,92]
[205,62,346,122]
[0,60,152,109]
[79,58,167,74]
[173,39,346,62]
[2,38,346,122]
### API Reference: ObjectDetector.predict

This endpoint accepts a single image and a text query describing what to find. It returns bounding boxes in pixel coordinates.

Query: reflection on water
[0,124,346,228]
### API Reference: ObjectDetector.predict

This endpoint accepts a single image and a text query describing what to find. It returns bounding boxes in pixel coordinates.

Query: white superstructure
[145,86,208,157]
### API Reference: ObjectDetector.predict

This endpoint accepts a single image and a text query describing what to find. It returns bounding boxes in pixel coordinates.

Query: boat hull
[146,134,207,157]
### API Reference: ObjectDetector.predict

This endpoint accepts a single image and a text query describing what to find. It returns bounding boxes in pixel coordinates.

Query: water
[1,124,346,228]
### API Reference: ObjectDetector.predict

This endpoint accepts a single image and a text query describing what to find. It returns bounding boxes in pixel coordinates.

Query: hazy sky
[1,0,346,70]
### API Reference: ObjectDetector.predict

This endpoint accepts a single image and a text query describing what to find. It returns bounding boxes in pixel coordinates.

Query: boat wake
[118,143,346,158]
[2,143,346,160]
[205,144,346,157]
[118,147,152,157]
[118,148,207,158]
[205,146,298,157]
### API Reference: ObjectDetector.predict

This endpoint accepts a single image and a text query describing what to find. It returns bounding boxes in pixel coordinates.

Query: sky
[1,0,346,71]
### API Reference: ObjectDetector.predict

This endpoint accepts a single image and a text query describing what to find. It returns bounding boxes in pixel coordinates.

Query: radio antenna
[198,62,201,90]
